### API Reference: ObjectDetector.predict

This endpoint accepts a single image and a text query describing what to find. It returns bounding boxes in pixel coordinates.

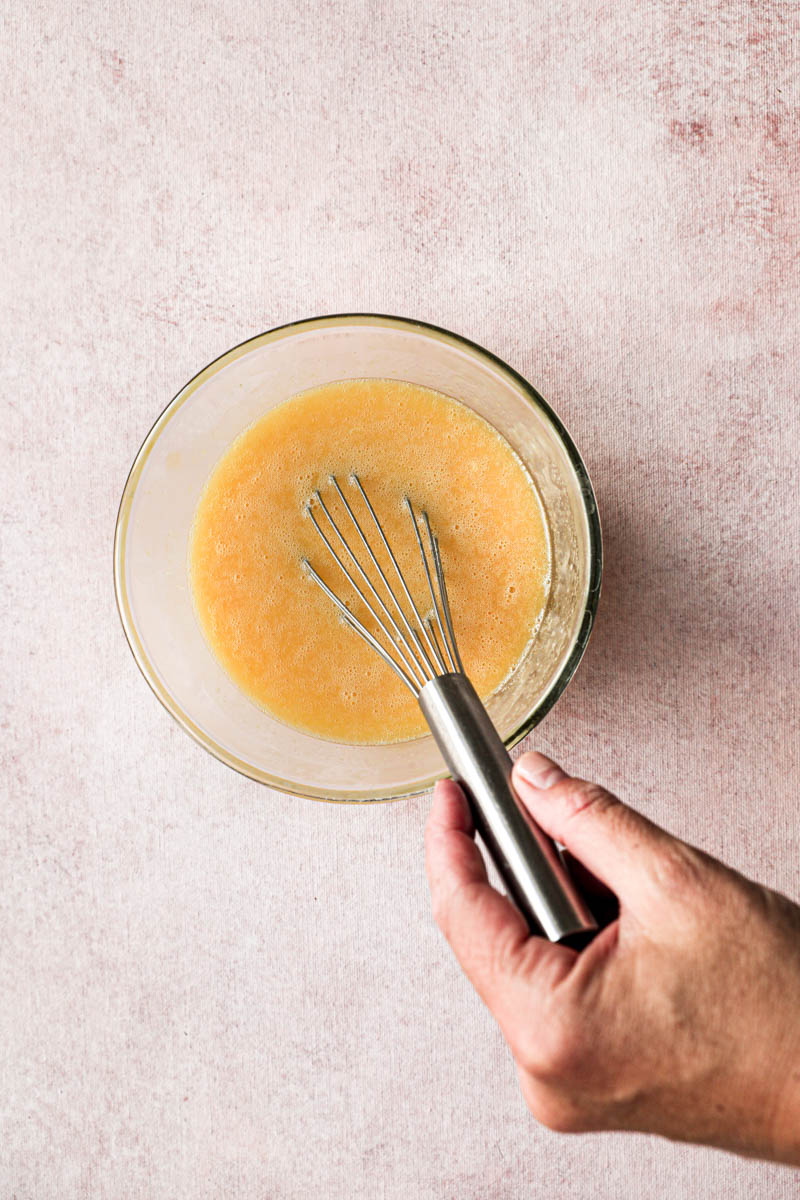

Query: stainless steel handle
[419,673,597,946]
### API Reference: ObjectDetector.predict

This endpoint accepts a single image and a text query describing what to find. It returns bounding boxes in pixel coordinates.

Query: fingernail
[515,751,567,790]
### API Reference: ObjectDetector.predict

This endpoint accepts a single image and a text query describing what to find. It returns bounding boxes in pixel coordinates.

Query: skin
[424,750,800,1164]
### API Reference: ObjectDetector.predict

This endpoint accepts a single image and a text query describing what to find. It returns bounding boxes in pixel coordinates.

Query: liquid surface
[189,379,550,743]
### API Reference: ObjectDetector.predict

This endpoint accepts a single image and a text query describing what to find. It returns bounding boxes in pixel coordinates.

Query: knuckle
[430,894,449,934]
[515,1014,583,1081]
[429,884,458,938]
[565,780,621,821]
[653,840,709,898]
[537,1100,589,1134]
[519,1077,590,1133]
[431,880,487,947]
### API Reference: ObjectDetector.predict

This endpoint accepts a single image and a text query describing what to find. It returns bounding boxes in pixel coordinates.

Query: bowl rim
[113,313,602,803]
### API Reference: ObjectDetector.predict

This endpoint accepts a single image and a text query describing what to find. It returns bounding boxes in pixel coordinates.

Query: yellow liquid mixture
[189,379,550,743]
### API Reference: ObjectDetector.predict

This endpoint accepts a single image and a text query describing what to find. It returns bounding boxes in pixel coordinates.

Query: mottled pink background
[2,1,799,1196]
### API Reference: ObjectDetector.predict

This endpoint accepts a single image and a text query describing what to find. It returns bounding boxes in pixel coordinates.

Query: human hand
[425,751,800,1164]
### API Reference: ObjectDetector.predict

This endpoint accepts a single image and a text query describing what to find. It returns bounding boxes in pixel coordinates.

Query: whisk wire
[418,510,461,674]
[301,559,419,694]
[305,500,426,690]
[310,489,426,687]
[304,474,464,694]
[329,476,433,681]
[428,522,465,675]
[404,498,449,675]
[349,475,442,679]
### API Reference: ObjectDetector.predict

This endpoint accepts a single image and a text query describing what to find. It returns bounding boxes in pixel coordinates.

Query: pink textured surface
[2,2,799,1195]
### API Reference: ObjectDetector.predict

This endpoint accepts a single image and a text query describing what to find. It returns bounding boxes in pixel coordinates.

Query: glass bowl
[114,315,601,802]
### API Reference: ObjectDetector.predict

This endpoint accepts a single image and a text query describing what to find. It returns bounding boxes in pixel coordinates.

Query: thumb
[512,751,677,914]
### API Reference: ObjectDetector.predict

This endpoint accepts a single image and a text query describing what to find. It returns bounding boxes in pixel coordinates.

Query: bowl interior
[115,317,600,800]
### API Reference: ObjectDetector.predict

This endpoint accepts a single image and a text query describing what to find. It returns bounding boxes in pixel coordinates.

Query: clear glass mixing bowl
[114,315,601,801]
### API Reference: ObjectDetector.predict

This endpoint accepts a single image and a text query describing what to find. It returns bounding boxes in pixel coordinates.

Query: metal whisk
[303,474,597,947]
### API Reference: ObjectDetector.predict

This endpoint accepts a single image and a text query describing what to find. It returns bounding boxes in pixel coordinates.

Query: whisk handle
[419,673,597,947]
